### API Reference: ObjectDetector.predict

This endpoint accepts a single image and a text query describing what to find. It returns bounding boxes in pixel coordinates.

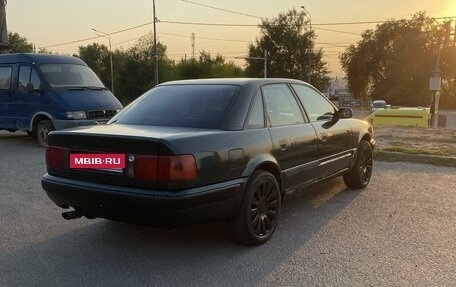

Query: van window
[19,66,42,92]
[0,66,12,89]
[40,64,105,89]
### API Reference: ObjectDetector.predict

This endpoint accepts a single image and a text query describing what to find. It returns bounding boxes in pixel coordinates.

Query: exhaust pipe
[62,210,83,220]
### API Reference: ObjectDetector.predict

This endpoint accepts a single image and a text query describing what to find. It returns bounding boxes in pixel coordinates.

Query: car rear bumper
[41,174,245,226]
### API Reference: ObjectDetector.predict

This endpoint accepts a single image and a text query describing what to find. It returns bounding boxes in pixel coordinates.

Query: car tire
[36,119,54,147]
[343,140,373,189]
[228,170,281,245]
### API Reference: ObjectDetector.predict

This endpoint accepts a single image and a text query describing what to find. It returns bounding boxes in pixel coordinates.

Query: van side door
[15,65,44,130]
[0,65,15,128]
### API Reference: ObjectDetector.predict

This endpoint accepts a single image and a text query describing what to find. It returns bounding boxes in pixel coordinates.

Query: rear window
[114,84,239,129]
[373,101,387,108]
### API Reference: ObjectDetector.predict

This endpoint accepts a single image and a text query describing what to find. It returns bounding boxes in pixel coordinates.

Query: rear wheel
[36,119,54,147]
[229,170,281,245]
[343,140,373,188]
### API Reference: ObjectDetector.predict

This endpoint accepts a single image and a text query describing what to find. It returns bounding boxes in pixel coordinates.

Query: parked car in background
[42,78,375,245]
[371,100,389,112]
[0,53,123,146]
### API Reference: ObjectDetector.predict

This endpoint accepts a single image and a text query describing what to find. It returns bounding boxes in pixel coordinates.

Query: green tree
[246,9,330,91]
[340,13,444,106]
[77,43,111,88]
[116,33,175,104]
[175,51,244,79]
[8,32,34,53]
[440,42,456,109]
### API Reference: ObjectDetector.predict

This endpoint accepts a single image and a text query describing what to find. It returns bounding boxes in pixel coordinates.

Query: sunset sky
[6,0,456,77]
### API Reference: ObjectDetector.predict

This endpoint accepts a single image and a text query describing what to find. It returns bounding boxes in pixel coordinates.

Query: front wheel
[343,140,373,189]
[228,170,281,245]
[36,119,54,147]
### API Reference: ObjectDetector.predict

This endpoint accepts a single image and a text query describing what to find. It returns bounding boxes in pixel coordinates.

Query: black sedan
[42,78,375,245]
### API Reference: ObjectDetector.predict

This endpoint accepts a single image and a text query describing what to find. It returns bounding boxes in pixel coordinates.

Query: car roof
[0,53,87,65]
[158,78,308,87]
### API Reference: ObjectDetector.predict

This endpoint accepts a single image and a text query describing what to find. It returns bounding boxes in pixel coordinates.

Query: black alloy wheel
[343,140,373,189]
[229,170,281,245]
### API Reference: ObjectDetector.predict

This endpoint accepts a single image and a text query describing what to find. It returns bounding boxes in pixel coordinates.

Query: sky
[6,0,456,77]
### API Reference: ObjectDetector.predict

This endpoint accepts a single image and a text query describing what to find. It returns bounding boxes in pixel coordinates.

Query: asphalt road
[1,131,456,287]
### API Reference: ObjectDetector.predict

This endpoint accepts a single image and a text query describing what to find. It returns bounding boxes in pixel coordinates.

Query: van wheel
[36,120,54,147]
[343,140,373,189]
[228,170,281,245]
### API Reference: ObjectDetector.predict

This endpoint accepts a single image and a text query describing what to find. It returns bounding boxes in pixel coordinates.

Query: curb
[374,150,456,167]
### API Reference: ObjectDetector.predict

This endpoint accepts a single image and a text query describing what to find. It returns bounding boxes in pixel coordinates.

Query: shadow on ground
[0,177,363,287]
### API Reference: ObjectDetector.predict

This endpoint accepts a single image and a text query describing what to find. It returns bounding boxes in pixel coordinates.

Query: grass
[374,126,456,158]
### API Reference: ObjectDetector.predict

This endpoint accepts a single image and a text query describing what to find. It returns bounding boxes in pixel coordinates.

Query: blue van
[0,53,123,146]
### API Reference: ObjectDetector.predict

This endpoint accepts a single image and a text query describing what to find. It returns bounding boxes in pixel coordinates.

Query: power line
[314,27,360,36]
[38,15,456,50]
[159,16,456,27]
[39,22,153,49]
[159,32,251,42]
[316,42,349,48]
[39,35,101,49]
[179,0,262,19]
[314,16,456,26]
[159,19,257,27]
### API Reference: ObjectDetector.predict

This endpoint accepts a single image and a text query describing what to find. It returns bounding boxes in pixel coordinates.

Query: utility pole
[191,32,195,58]
[153,0,159,86]
[301,6,312,84]
[236,49,268,78]
[429,21,451,127]
[0,0,10,53]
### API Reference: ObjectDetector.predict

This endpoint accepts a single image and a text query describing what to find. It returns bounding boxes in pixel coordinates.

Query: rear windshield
[113,84,239,129]
[40,64,105,89]
[373,101,387,108]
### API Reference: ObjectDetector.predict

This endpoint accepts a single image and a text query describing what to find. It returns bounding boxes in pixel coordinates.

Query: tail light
[46,146,65,169]
[134,155,197,181]
[134,155,158,180]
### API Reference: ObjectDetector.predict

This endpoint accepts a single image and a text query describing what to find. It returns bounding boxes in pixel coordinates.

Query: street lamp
[301,6,312,84]
[236,49,268,78]
[92,28,114,93]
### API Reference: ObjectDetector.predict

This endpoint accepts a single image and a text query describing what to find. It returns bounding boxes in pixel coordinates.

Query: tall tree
[78,43,111,88]
[246,8,330,91]
[340,13,442,106]
[8,32,34,53]
[116,33,175,104]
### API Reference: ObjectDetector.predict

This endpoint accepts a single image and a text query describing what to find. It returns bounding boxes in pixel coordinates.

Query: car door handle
[279,139,288,150]
[320,133,329,142]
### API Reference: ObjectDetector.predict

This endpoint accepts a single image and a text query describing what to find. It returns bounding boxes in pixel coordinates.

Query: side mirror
[337,107,353,119]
